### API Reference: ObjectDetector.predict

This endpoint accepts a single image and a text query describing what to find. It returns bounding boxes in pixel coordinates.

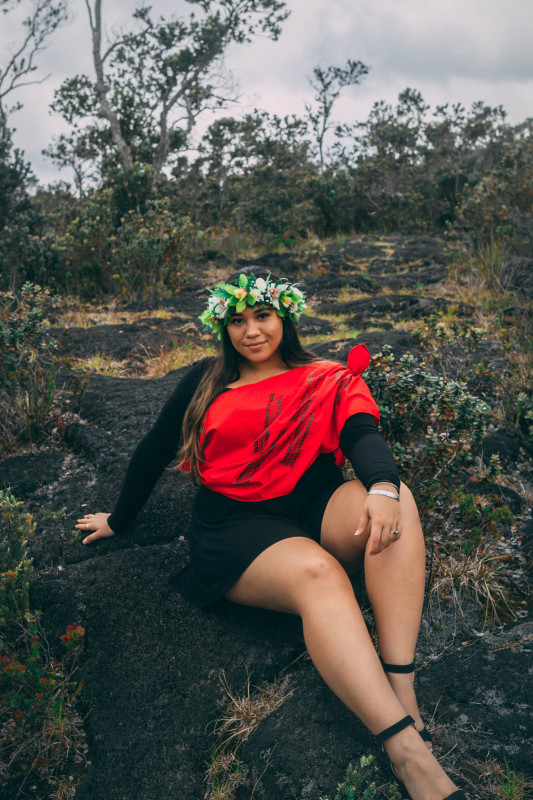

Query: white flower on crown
[269,282,289,298]
[250,287,262,301]
[255,277,267,292]
[214,297,229,318]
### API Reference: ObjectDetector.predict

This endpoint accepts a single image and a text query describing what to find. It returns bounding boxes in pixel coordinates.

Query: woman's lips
[246,341,266,350]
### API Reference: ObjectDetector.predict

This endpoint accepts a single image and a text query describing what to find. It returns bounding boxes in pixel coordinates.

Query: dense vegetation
[2,93,532,299]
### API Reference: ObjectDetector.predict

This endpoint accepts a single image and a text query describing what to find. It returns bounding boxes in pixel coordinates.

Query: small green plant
[517,391,533,441]
[320,755,403,800]
[298,236,328,274]
[0,491,87,794]
[205,749,249,800]
[413,316,489,387]
[452,489,514,553]
[363,346,521,622]
[475,757,533,800]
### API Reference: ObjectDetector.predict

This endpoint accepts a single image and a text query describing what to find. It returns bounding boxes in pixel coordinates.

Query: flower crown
[199,272,307,339]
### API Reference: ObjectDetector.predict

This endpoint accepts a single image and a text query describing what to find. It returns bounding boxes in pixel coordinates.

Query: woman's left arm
[339,413,402,555]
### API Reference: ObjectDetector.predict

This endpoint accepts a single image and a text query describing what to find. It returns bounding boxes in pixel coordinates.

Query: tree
[305,59,368,169]
[0,0,67,289]
[0,0,68,122]
[42,128,101,197]
[49,0,289,192]
[177,111,316,236]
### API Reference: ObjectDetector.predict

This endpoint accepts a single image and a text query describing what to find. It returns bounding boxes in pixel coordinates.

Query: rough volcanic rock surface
[240,623,533,799]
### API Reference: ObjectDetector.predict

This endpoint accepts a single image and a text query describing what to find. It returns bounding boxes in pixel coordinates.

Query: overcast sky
[2,0,533,186]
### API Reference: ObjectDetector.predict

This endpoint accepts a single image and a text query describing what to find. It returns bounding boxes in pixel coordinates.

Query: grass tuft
[472,757,533,800]
[143,336,217,378]
[428,548,518,624]
[205,672,293,800]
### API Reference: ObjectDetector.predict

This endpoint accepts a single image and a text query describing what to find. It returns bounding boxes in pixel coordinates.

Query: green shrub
[46,192,204,300]
[0,283,58,452]
[47,190,116,296]
[364,346,490,499]
[452,488,514,554]
[366,348,522,620]
[0,491,86,794]
[110,200,199,300]
[455,122,533,249]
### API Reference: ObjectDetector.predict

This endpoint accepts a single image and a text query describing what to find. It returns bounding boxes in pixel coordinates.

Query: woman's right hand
[76,512,115,545]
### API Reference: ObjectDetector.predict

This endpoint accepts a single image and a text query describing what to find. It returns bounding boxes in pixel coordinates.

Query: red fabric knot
[347,344,371,376]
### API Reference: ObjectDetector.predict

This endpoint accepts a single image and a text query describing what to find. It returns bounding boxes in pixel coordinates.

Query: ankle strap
[375,715,415,747]
[380,658,415,673]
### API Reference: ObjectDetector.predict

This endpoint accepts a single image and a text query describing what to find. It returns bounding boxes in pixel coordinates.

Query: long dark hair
[179,267,317,478]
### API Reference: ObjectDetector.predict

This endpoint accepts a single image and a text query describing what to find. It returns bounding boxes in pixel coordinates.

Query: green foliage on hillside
[0,491,86,794]
[2,78,533,299]
[0,284,58,450]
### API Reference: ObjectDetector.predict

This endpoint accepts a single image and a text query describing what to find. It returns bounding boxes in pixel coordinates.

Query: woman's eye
[229,318,242,325]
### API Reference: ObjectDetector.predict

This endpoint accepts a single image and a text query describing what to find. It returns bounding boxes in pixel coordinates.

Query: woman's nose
[244,318,261,336]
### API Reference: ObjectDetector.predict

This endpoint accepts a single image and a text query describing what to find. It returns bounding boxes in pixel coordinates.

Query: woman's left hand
[354,490,401,556]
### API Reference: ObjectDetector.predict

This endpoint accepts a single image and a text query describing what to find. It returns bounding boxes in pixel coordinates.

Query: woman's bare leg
[320,480,430,743]
[224,537,457,799]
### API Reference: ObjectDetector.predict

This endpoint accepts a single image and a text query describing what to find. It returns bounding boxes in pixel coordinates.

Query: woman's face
[226,305,284,365]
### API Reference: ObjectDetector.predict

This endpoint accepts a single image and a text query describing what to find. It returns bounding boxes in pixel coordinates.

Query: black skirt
[173,453,345,607]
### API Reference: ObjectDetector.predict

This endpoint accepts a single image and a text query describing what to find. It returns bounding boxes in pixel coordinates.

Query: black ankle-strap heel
[380,659,434,748]
[375,715,466,800]
[375,714,415,749]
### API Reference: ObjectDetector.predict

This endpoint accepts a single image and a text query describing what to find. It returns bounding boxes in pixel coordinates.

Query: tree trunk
[87,0,133,173]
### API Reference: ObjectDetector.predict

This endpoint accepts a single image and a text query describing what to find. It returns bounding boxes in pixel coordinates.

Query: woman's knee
[297,551,349,591]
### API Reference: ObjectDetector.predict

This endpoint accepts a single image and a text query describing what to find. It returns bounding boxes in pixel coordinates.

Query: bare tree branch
[0,0,68,115]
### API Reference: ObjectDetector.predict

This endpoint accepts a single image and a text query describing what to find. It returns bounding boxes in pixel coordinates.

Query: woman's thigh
[320,479,371,571]
[223,535,350,614]
[320,480,423,572]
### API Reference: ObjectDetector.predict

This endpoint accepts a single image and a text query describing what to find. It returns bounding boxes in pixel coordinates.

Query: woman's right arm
[77,357,213,544]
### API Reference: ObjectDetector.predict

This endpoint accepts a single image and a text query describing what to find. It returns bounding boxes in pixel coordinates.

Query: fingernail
[82,539,87,545]
[354,530,362,536]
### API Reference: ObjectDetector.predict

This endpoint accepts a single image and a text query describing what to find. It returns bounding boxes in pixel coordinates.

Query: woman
[77,268,466,800]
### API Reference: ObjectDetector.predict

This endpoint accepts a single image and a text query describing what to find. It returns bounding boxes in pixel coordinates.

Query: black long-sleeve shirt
[108,358,399,534]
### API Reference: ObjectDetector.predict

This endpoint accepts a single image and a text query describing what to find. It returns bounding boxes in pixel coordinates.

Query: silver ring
[86,523,89,529]
[390,529,400,536]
